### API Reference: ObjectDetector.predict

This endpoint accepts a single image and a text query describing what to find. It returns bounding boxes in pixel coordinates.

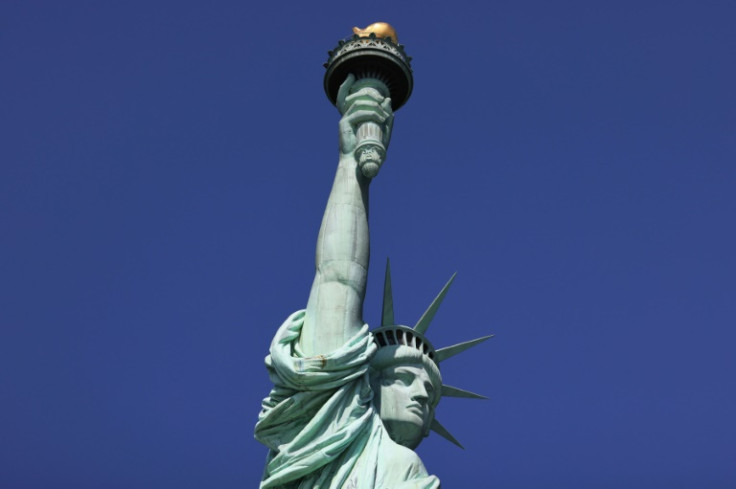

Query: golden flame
[352,22,398,43]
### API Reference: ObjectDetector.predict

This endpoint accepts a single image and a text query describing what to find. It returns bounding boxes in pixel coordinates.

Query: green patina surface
[255,65,488,488]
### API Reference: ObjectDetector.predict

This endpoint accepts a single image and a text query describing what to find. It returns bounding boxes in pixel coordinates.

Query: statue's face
[372,363,437,449]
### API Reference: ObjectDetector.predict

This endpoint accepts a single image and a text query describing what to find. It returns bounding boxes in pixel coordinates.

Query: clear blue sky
[2,0,735,487]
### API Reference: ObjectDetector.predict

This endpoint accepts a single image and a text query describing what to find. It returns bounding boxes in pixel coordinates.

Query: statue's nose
[411,381,429,403]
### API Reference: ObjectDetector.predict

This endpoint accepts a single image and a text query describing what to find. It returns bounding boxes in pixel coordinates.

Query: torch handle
[350,77,390,178]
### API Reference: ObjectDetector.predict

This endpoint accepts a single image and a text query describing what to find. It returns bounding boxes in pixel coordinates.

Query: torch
[324,23,413,178]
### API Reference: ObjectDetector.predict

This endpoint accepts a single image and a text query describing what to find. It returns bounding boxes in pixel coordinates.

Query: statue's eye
[396,372,413,386]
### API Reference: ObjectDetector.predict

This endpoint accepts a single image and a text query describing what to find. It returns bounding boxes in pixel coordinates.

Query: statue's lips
[406,403,425,418]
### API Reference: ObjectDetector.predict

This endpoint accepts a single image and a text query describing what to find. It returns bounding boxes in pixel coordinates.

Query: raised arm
[299,75,394,356]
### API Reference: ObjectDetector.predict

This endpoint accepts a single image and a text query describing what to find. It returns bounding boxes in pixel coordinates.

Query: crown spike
[441,384,488,400]
[430,418,464,449]
[436,335,493,363]
[414,273,456,335]
[381,258,395,327]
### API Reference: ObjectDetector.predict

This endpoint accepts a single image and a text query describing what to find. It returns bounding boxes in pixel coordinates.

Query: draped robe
[255,310,440,489]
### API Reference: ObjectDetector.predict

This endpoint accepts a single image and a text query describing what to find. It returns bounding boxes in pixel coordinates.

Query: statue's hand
[337,74,394,163]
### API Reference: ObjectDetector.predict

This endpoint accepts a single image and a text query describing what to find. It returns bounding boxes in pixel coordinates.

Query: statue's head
[369,261,493,450]
[369,327,442,449]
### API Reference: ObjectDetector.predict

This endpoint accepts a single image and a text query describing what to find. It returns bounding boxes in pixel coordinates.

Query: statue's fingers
[342,98,382,117]
[344,87,386,106]
[380,98,394,143]
[380,97,393,114]
[344,99,391,123]
[337,74,356,113]
[343,108,388,127]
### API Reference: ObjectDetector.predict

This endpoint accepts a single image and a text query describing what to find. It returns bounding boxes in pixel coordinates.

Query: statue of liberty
[255,23,491,489]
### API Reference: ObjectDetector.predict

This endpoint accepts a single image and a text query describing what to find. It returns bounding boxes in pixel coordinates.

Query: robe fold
[255,310,441,489]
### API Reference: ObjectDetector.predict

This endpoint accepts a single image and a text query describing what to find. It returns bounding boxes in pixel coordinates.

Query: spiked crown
[370,259,493,448]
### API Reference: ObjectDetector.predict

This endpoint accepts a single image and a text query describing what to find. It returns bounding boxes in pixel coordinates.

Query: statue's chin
[382,419,426,450]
